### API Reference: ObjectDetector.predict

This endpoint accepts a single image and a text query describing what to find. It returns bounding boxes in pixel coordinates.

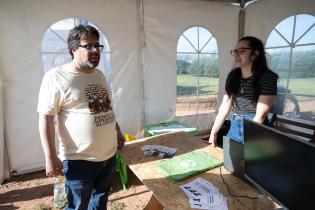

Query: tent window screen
[176,26,219,117]
[265,14,315,122]
[41,18,112,85]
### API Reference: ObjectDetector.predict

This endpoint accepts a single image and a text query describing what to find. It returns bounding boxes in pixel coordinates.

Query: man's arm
[116,123,125,150]
[39,114,63,176]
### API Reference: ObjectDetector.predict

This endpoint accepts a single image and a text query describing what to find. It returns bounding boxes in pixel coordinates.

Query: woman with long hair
[209,36,278,146]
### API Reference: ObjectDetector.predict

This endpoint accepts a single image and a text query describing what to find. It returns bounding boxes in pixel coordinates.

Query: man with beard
[37,25,125,209]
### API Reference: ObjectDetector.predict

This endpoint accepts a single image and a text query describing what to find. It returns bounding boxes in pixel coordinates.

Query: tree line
[177,56,219,77]
[268,50,315,78]
[177,49,315,78]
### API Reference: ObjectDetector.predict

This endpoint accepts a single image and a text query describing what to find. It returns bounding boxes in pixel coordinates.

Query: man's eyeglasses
[230,48,252,56]
[78,44,104,52]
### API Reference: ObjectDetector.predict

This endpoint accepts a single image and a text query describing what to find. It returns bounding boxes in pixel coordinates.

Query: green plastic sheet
[156,150,222,182]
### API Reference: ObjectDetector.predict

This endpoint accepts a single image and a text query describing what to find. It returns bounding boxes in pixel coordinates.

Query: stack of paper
[140,145,177,158]
[180,178,228,210]
[150,124,191,133]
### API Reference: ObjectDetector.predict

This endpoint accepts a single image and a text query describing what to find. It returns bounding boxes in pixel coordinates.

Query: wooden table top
[120,132,279,210]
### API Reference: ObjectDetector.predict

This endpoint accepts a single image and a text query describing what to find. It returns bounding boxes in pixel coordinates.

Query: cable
[219,165,259,200]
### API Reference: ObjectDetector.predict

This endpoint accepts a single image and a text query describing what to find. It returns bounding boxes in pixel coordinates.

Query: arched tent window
[176,26,219,117]
[41,18,112,85]
[266,14,315,121]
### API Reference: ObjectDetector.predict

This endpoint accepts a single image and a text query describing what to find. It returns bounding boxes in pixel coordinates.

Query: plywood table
[120,132,279,210]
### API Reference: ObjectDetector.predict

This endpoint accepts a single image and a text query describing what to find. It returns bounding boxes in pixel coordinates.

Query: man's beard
[82,56,100,69]
[83,61,98,68]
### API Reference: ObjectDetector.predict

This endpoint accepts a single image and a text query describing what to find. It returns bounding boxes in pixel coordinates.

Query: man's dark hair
[67,25,100,59]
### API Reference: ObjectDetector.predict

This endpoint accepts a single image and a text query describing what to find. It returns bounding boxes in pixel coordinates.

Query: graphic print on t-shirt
[84,84,112,114]
[84,84,115,127]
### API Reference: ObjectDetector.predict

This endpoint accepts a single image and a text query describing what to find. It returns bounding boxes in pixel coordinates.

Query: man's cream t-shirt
[37,63,117,162]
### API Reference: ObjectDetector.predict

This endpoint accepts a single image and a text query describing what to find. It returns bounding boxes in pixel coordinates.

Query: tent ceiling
[200,0,257,7]
[200,0,256,2]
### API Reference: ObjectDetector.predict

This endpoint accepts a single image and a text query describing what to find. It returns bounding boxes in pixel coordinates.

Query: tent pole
[238,0,246,39]
[136,0,146,137]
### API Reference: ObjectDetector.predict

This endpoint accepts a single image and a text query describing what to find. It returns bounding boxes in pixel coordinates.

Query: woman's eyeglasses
[230,48,252,56]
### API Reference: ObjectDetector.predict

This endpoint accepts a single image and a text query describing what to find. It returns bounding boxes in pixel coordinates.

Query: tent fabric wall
[142,0,239,130]
[0,0,141,175]
[143,0,239,123]
[0,0,314,177]
[0,75,4,183]
[245,0,315,41]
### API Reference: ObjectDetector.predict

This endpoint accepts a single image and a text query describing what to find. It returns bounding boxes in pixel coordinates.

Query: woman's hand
[208,133,218,147]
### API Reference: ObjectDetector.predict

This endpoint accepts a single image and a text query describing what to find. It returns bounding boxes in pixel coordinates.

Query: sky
[177,14,315,54]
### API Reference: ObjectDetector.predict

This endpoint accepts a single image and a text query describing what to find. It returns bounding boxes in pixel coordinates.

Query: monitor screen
[244,119,315,210]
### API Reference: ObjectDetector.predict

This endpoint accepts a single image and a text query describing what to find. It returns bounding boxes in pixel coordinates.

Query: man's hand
[117,133,125,150]
[116,123,125,150]
[45,155,63,177]
[39,114,62,177]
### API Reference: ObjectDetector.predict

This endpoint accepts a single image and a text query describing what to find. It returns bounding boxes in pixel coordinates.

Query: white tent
[0,0,314,183]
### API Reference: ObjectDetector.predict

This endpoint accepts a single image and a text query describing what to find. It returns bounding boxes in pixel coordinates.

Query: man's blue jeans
[63,155,116,210]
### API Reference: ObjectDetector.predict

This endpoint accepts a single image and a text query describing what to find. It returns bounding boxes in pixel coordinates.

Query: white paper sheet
[180,178,228,210]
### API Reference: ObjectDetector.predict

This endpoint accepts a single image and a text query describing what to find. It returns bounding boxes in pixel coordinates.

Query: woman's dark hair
[67,25,100,59]
[225,36,277,105]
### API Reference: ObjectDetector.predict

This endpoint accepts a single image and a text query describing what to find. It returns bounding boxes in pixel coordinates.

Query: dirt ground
[0,169,151,210]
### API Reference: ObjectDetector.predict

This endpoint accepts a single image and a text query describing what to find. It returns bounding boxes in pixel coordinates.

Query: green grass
[110,202,125,210]
[177,75,219,96]
[177,75,315,97]
[34,203,52,210]
[279,78,315,96]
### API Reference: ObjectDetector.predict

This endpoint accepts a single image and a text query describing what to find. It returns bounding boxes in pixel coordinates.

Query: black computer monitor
[243,119,315,210]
